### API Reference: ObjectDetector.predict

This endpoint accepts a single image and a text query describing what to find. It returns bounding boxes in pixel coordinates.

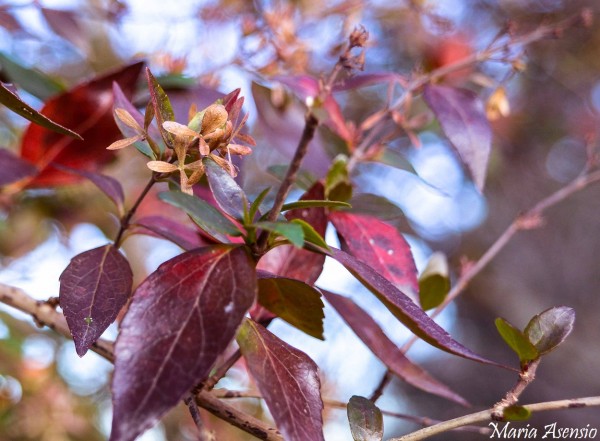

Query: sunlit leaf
[423,84,491,191]
[59,245,132,357]
[257,271,324,340]
[111,246,256,441]
[19,62,143,186]
[328,248,510,369]
[524,306,575,355]
[495,318,539,363]
[325,291,469,405]
[418,252,450,310]
[331,212,419,301]
[347,396,384,441]
[237,318,324,441]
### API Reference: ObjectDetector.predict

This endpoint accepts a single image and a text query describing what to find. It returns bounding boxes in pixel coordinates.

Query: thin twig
[491,359,540,420]
[114,173,157,247]
[255,112,319,253]
[389,396,600,441]
[184,393,210,441]
[0,283,282,441]
[195,349,242,393]
[370,168,600,402]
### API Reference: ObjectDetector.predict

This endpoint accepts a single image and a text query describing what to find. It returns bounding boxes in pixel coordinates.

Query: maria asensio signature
[489,422,598,439]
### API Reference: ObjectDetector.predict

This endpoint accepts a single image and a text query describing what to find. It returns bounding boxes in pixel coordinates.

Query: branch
[370,168,600,401]
[0,283,283,441]
[389,396,600,441]
[256,112,319,253]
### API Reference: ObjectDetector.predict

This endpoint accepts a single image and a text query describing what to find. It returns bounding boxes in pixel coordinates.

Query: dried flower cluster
[108,89,255,194]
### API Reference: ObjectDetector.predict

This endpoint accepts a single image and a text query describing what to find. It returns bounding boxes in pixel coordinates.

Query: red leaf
[237,319,324,441]
[330,212,419,302]
[110,245,256,441]
[133,216,212,250]
[0,8,23,33]
[20,62,143,187]
[423,85,491,191]
[258,183,327,284]
[59,245,132,357]
[324,290,469,405]
[0,149,37,186]
[329,248,511,369]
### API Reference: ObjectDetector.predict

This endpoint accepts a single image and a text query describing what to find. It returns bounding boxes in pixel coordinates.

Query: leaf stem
[0,283,282,441]
[114,173,157,247]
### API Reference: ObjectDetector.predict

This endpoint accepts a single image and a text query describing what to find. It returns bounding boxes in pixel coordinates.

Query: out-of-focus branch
[0,283,283,441]
[389,396,600,441]
[370,168,600,401]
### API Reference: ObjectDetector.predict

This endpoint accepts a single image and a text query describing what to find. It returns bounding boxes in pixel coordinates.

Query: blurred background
[1,0,599,439]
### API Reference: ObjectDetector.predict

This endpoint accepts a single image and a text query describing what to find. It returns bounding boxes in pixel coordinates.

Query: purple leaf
[258,183,327,284]
[59,245,132,357]
[347,396,384,441]
[330,212,419,302]
[333,72,405,92]
[423,85,491,190]
[328,248,511,369]
[237,319,324,441]
[204,156,248,220]
[324,290,469,405]
[524,306,575,356]
[52,164,125,213]
[133,216,211,250]
[110,245,256,441]
[0,149,37,186]
[41,8,85,49]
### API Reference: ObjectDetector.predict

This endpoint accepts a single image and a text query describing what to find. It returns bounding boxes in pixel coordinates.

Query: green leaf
[418,252,450,310]
[267,164,315,190]
[257,273,324,340]
[503,405,532,421]
[495,318,539,362]
[280,199,351,212]
[158,191,241,241]
[256,221,304,248]
[347,396,384,441]
[290,219,329,249]
[146,68,175,147]
[524,306,575,356]
[326,155,353,202]
[0,82,81,139]
[155,73,197,89]
[0,52,64,100]
[248,187,271,224]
